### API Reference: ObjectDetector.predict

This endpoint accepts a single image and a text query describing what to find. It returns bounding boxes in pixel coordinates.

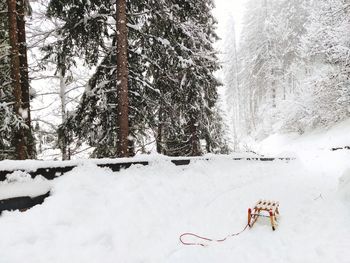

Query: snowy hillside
[0,153,349,262]
[257,119,350,154]
[252,118,350,176]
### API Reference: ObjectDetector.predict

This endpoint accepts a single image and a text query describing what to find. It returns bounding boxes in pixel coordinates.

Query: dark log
[0,191,50,214]
[331,146,350,151]
[0,157,295,181]
[98,161,148,172]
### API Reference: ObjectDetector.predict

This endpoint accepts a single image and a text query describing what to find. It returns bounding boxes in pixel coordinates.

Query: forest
[1,0,349,160]
[1,0,230,160]
[1,1,350,262]
[224,0,350,149]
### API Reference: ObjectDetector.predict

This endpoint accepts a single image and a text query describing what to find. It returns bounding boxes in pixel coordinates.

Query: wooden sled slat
[248,199,279,231]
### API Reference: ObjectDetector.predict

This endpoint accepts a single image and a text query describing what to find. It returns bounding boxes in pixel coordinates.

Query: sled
[248,200,279,231]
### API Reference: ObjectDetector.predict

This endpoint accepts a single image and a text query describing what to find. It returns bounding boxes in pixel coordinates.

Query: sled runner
[248,200,279,230]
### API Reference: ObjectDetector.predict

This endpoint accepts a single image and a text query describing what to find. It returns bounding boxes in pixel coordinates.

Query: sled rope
[179,223,249,247]
[180,200,280,246]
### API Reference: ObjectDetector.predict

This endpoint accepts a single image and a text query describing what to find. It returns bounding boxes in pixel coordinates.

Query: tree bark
[189,116,201,156]
[272,81,276,108]
[7,0,26,160]
[156,105,164,154]
[17,0,34,158]
[116,0,129,157]
[59,69,68,160]
[188,93,201,156]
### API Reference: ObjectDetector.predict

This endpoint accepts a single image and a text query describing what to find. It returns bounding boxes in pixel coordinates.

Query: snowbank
[0,153,260,173]
[253,118,350,175]
[339,168,350,202]
[0,171,51,200]
[258,118,350,153]
[0,158,349,262]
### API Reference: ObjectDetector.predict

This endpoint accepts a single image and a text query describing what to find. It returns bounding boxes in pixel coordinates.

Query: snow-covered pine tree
[234,0,309,139]
[204,107,230,154]
[145,0,226,156]
[40,44,75,160]
[223,14,240,150]
[46,0,227,157]
[238,0,270,137]
[176,0,224,156]
[292,0,350,130]
[17,0,34,158]
[0,0,33,160]
[16,0,30,99]
[28,0,94,160]
[46,0,157,157]
[141,2,184,155]
[0,0,16,159]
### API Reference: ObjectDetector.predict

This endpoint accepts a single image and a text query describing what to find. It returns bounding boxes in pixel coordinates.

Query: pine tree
[223,14,240,150]
[0,0,16,159]
[234,0,309,139]
[178,0,222,156]
[47,0,227,157]
[17,0,34,158]
[7,0,26,159]
[146,0,225,156]
[238,0,270,136]
[0,0,34,160]
[46,0,153,157]
[290,0,350,130]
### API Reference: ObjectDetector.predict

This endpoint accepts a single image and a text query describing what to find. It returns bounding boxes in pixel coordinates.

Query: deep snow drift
[0,153,349,262]
[1,120,350,262]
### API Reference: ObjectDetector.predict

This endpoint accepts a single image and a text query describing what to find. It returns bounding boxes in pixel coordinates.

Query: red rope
[179,223,249,247]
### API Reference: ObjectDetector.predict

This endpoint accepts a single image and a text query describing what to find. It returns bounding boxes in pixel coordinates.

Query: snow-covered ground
[1,120,350,262]
[255,118,350,176]
[0,159,349,262]
[0,171,51,200]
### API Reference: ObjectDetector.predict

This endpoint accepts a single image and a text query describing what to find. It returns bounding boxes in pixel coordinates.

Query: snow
[252,118,350,177]
[0,171,51,200]
[0,153,259,173]
[0,151,349,262]
[1,120,350,262]
[127,22,142,31]
[257,118,350,154]
[339,168,350,202]
[19,107,28,120]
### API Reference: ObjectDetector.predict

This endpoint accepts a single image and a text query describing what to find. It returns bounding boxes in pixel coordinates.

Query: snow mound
[0,171,51,200]
[6,170,33,183]
[0,159,349,262]
[257,118,350,155]
[339,168,350,202]
[253,118,350,176]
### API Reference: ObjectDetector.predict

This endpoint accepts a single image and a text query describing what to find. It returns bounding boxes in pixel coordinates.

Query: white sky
[213,0,247,42]
[212,0,247,125]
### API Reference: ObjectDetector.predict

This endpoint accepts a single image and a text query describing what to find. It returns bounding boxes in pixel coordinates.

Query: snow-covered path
[0,155,349,263]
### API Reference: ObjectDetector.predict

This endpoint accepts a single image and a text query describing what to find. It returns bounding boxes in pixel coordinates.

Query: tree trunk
[116,0,129,157]
[189,116,201,156]
[17,0,34,158]
[272,81,276,108]
[156,105,164,154]
[59,69,68,160]
[232,22,239,152]
[7,0,26,160]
